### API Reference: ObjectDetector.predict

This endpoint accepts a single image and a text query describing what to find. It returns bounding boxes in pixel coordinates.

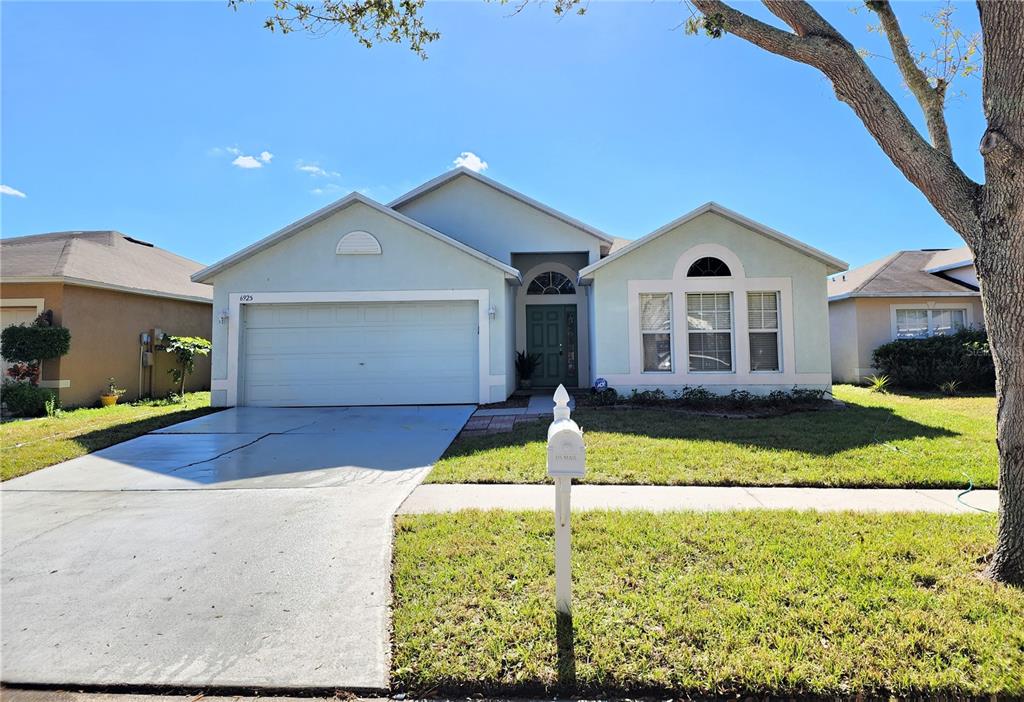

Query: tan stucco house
[1,231,213,407]
[827,246,983,383]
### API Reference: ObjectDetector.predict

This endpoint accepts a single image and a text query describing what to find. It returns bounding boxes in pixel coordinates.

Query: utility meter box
[547,419,586,478]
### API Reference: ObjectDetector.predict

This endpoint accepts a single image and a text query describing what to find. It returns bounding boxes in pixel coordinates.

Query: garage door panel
[241,301,479,406]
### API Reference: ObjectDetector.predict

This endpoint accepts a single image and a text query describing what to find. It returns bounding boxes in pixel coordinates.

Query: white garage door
[241,301,479,406]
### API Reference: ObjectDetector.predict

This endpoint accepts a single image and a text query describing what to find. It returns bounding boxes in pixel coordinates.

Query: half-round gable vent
[336,231,382,255]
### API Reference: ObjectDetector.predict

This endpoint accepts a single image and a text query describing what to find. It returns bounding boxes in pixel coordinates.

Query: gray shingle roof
[1,231,212,302]
[828,249,978,300]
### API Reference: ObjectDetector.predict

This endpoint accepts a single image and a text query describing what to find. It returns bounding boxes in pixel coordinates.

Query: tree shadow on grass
[445,403,958,458]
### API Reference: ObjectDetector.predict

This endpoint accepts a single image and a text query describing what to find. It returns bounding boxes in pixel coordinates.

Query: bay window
[640,293,672,372]
[747,291,780,372]
[687,292,733,372]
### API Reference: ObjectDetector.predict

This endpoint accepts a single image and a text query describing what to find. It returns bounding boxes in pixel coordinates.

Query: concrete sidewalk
[398,484,998,514]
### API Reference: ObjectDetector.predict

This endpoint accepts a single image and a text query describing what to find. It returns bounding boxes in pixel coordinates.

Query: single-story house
[0,230,213,406]
[193,168,846,407]
[827,246,983,383]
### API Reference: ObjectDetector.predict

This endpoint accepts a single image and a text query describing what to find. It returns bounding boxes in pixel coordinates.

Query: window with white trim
[687,293,733,372]
[747,291,780,372]
[640,293,672,372]
[895,308,966,339]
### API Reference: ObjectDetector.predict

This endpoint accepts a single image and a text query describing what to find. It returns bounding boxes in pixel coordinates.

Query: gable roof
[578,202,847,279]
[0,230,212,303]
[827,249,979,301]
[389,167,615,248]
[191,191,521,283]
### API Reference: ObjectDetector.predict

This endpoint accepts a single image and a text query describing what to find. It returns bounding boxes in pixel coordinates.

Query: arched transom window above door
[527,271,576,295]
[686,256,732,277]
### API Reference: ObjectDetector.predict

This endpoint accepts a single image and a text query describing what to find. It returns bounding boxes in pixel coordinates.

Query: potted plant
[515,350,541,390]
[100,377,126,407]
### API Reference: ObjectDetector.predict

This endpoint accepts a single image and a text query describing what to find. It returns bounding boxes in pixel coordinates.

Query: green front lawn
[393,510,1023,697]
[428,385,997,488]
[1,392,217,481]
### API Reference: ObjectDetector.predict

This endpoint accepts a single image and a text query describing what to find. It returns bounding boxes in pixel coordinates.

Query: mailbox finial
[553,384,571,421]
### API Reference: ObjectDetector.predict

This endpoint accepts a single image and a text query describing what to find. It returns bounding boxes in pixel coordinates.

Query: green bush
[871,328,994,390]
[1,380,57,417]
[0,324,71,363]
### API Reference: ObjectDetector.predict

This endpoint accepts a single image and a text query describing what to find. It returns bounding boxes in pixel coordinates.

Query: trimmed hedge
[871,328,994,390]
[0,324,71,363]
[1,380,56,417]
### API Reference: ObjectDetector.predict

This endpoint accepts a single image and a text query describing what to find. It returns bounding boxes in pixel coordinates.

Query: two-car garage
[241,300,480,407]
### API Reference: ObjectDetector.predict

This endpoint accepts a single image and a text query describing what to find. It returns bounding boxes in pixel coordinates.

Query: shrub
[5,361,40,383]
[871,328,994,390]
[586,387,619,406]
[677,386,717,405]
[725,389,756,409]
[0,323,71,363]
[938,379,962,396]
[629,388,669,406]
[1,380,56,417]
[866,374,892,393]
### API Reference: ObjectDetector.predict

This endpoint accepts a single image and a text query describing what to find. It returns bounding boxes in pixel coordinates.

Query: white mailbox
[547,423,586,478]
[547,385,586,478]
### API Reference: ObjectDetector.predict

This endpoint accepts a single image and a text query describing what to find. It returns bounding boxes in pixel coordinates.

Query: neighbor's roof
[579,202,848,279]
[0,231,213,303]
[192,191,522,283]
[389,167,616,248]
[923,245,973,274]
[827,249,979,301]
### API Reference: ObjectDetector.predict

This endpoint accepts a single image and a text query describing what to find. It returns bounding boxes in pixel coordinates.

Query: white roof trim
[578,202,848,279]
[192,192,521,283]
[828,290,981,302]
[0,276,213,304]
[388,167,615,246]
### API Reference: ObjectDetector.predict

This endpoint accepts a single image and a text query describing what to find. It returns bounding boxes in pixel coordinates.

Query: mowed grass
[392,510,1023,697]
[1,392,216,481]
[427,385,997,488]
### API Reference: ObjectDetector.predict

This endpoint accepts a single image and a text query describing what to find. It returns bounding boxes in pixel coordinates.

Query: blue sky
[1,1,984,269]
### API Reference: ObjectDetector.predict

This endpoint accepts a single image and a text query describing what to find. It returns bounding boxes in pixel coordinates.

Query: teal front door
[526,305,578,387]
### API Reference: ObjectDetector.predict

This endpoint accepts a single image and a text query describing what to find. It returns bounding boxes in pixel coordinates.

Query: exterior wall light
[488,304,497,319]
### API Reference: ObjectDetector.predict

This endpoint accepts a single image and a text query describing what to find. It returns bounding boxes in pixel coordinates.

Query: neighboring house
[827,246,983,383]
[193,168,846,408]
[0,231,213,407]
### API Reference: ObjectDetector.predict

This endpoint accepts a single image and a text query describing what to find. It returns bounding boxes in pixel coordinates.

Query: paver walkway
[399,484,998,514]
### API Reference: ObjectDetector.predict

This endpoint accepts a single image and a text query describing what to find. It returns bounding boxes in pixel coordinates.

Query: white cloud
[216,147,273,169]
[311,183,344,196]
[297,162,340,178]
[1,184,27,198]
[232,155,265,169]
[453,151,488,173]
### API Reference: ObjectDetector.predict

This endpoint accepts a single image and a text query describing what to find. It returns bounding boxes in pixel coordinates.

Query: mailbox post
[546,384,585,615]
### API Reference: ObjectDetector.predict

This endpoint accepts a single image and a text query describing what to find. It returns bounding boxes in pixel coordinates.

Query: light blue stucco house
[193,168,847,407]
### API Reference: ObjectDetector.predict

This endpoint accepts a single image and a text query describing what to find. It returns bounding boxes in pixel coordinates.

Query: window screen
[687,293,732,372]
[748,292,780,372]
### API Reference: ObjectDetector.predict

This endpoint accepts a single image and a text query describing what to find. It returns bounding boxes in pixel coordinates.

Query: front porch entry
[526,304,578,388]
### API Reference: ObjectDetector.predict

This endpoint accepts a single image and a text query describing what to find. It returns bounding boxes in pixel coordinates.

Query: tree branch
[866,1,953,156]
[690,0,981,244]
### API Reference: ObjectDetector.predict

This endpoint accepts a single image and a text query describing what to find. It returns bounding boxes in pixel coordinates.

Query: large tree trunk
[977,239,1024,585]
[977,0,1024,584]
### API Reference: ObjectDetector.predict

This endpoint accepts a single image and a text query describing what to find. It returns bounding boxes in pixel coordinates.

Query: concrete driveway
[1,404,474,692]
